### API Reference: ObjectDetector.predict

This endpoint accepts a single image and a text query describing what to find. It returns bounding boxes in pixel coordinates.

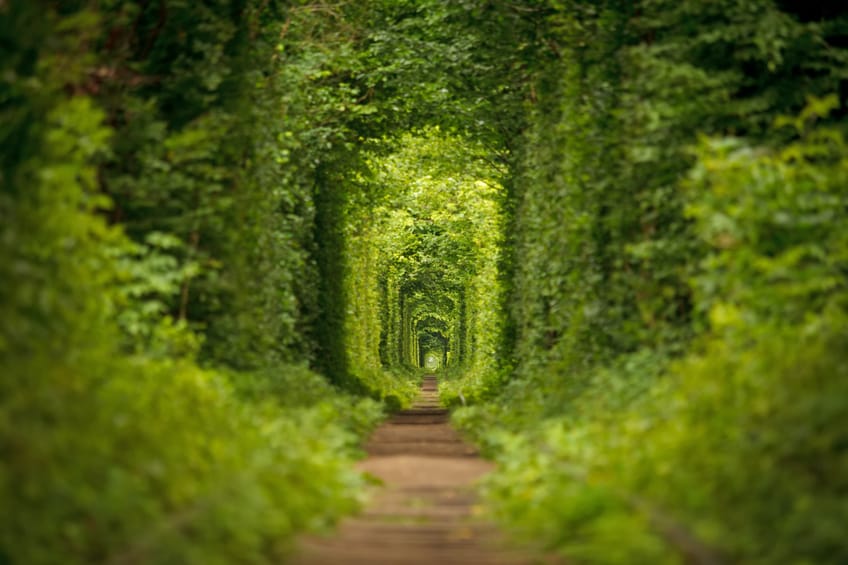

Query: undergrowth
[0,353,384,564]
[456,316,848,564]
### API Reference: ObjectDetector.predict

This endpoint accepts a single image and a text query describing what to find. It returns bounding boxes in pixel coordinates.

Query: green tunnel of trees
[2,1,848,564]
[334,127,506,404]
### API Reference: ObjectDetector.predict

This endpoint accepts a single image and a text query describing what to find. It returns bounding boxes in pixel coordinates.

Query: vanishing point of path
[293,375,551,565]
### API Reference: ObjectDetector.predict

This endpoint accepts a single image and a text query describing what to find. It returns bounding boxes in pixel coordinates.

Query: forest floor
[293,375,553,564]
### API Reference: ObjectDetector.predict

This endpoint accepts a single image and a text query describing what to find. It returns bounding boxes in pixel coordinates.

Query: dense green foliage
[0,2,383,563]
[3,0,847,563]
[449,2,848,563]
[348,128,507,403]
[303,0,523,403]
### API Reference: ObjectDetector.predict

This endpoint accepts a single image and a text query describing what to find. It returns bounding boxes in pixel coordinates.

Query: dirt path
[293,375,548,564]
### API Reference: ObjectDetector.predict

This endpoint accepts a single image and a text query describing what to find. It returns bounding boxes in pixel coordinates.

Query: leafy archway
[336,127,507,401]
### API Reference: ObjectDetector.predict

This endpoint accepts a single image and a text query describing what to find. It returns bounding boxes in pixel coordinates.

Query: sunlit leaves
[687,99,848,326]
[338,126,506,400]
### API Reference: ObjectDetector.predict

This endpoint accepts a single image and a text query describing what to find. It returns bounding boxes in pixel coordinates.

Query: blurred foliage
[0,1,384,563]
[450,1,848,563]
[1,354,379,564]
[3,0,848,563]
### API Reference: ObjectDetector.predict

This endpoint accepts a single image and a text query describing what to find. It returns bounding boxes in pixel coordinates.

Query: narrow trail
[293,375,549,564]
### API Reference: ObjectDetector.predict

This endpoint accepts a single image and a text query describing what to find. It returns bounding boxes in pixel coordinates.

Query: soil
[292,375,554,565]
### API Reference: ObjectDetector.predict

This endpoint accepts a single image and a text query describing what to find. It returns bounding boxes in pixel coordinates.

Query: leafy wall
[3,1,847,563]
[452,1,848,563]
[0,2,383,563]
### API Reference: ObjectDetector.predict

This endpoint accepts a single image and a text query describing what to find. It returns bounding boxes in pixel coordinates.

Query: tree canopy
[2,0,848,563]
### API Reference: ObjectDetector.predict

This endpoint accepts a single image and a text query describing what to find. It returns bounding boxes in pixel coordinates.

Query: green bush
[0,352,379,564]
[473,313,848,564]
